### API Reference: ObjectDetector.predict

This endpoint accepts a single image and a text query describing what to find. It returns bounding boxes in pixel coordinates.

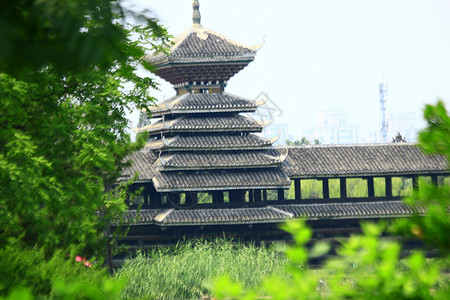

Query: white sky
[126,0,450,140]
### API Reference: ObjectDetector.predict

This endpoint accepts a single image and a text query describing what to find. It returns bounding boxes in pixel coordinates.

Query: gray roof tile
[153,168,291,192]
[154,149,286,171]
[282,144,448,178]
[123,201,425,226]
[151,92,258,116]
[275,201,425,220]
[140,115,263,135]
[119,151,159,182]
[145,134,274,151]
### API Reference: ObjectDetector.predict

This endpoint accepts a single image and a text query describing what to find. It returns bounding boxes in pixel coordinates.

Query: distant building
[387,112,417,142]
[367,112,418,143]
[303,109,360,144]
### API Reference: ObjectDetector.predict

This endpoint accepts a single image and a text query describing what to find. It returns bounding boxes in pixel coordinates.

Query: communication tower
[379,75,388,143]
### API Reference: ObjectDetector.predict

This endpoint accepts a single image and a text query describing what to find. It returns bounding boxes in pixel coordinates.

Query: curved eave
[152,170,291,193]
[287,170,450,179]
[155,162,281,172]
[153,183,290,193]
[160,145,272,152]
[147,127,263,136]
[150,107,257,117]
[152,56,255,68]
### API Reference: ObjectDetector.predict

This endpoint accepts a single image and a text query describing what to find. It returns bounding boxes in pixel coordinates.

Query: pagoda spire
[192,0,201,26]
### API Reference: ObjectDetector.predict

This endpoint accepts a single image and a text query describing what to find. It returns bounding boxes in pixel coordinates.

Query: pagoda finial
[192,0,201,26]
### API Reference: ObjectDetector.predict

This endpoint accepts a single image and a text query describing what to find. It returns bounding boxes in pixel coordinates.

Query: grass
[114,239,289,299]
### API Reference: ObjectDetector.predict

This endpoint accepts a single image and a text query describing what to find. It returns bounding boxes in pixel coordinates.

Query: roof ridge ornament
[193,0,201,26]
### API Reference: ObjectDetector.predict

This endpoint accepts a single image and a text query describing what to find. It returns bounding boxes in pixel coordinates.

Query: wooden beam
[340,178,347,199]
[322,178,329,199]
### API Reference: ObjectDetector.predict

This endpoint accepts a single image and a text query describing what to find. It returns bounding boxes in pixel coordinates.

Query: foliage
[0,0,170,77]
[392,100,450,255]
[214,101,450,299]
[214,221,448,299]
[115,239,289,299]
[419,101,450,162]
[0,0,170,298]
[0,241,125,298]
[286,137,320,146]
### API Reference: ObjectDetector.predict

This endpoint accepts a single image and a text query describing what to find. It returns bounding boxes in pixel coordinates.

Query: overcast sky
[126,0,450,140]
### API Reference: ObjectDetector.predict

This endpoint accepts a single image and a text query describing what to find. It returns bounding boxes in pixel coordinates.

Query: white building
[304,109,360,144]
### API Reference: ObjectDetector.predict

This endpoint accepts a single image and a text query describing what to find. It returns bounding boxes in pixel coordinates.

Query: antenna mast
[379,74,388,143]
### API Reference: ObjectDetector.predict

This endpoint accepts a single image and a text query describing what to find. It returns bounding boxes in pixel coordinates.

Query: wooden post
[168,192,180,204]
[385,176,392,198]
[412,175,419,190]
[367,177,375,198]
[186,192,198,204]
[322,178,329,199]
[153,191,161,205]
[294,179,301,200]
[340,178,347,199]
[254,189,262,202]
[249,190,254,202]
[431,174,438,186]
[278,189,284,201]
[230,190,245,203]
[263,190,267,202]
[106,236,113,275]
[213,191,224,203]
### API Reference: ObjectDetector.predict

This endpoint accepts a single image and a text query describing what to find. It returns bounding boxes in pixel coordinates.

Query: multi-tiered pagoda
[133,0,290,204]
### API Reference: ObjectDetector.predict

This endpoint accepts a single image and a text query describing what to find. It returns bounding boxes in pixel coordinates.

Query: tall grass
[115,239,289,299]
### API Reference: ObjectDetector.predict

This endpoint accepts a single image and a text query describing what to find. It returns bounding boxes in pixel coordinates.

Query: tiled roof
[138,115,265,135]
[154,207,289,226]
[146,25,259,66]
[124,201,424,226]
[119,151,159,182]
[275,201,426,220]
[282,144,448,178]
[152,168,291,192]
[144,25,261,85]
[145,134,275,151]
[154,149,287,171]
[150,93,258,116]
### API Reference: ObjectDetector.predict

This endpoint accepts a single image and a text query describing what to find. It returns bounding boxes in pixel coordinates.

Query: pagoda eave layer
[154,150,286,171]
[140,115,265,135]
[150,92,258,117]
[145,134,274,152]
[152,169,291,193]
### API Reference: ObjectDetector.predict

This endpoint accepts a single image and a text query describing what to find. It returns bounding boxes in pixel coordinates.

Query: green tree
[0,0,170,297]
[286,137,321,146]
